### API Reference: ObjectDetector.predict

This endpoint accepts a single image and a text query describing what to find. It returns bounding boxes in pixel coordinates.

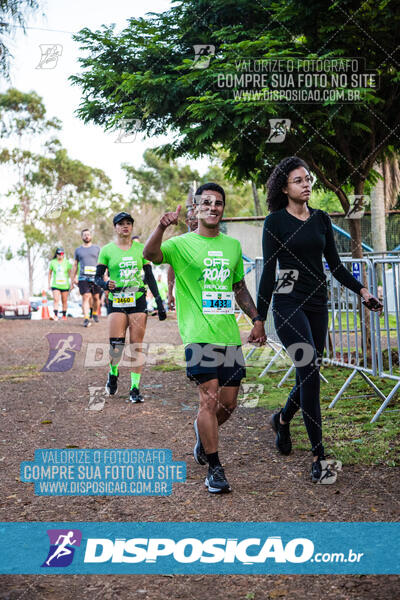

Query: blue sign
[352,262,361,281]
[0,522,398,574]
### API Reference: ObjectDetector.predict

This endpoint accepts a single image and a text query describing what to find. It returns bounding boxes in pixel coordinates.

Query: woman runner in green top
[95,212,166,403]
[48,247,73,321]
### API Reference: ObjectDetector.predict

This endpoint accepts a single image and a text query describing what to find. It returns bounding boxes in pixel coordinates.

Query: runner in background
[48,248,72,321]
[133,235,166,318]
[71,229,101,327]
[144,183,266,494]
[95,212,166,404]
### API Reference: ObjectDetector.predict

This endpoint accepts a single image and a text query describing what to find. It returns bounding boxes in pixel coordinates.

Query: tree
[0,0,40,78]
[72,0,400,258]
[123,148,259,229]
[0,89,121,293]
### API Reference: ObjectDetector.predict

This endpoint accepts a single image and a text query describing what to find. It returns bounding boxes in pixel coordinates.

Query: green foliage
[123,148,260,223]
[0,89,122,291]
[72,0,399,222]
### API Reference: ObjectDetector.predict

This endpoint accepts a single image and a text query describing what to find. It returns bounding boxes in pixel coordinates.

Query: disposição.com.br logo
[41,529,82,568]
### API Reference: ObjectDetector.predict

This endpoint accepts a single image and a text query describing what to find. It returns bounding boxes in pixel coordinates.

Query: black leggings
[272,297,328,457]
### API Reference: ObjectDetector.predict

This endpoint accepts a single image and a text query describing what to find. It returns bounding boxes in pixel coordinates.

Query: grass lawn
[244,355,399,467]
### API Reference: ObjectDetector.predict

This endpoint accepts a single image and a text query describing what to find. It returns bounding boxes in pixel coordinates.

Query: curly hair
[267,156,310,213]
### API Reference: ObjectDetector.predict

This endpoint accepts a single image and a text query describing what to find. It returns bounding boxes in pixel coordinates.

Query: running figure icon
[45,531,77,566]
[41,333,82,373]
[275,269,299,293]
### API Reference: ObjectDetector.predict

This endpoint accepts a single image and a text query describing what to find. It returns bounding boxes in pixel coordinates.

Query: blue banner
[0,522,398,574]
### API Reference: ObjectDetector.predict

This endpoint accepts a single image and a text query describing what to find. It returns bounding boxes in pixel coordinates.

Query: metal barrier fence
[251,256,400,422]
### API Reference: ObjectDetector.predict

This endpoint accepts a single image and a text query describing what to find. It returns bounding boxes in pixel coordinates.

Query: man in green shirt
[144,183,266,494]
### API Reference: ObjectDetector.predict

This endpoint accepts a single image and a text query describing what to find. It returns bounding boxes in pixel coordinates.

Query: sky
[0,0,208,290]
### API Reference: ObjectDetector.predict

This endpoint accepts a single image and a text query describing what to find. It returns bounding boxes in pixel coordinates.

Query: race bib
[84,266,96,275]
[202,291,234,314]
[55,269,67,285]
[112,290,136,307]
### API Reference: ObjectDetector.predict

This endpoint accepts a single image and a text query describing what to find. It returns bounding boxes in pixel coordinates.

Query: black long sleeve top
[256,207,364,319]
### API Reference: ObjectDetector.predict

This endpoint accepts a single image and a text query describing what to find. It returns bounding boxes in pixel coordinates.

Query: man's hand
[160,205,181,230]
[168,293,175,310]
[248,321,267,345]
[107,280,117,291]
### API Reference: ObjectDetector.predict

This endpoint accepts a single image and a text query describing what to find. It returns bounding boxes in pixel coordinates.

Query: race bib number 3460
[202,291,234,314]
[112,292,136,307]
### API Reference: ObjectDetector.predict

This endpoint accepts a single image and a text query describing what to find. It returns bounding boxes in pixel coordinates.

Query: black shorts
[108,292,147,315]
[51,287,69,292]
[78,280,102,295]
[185,343,246,387]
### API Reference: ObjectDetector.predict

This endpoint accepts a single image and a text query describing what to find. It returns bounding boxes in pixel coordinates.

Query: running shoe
[83,318,91,328]
[311,458,337,484]
[105,373,118,396]
[205,465,231,494]
[129,388,144,403]
[193,419,207,465]
[93,314,99,323]
[269,409,292,455]
[62,315,67,321]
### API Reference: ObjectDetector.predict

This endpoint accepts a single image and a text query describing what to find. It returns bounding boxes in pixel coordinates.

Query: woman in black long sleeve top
[256,156,382,483]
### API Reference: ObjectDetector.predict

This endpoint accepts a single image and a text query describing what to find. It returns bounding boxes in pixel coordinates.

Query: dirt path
[0,316,398,599]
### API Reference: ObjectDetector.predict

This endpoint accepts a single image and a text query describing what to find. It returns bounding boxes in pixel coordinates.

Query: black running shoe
[105,373,118,396]
[83,318,91,328]
[93,314,99,323]
[205,465,231,494]
[269,409,292,455]
[193,419,207,465]
[129,387,144,403]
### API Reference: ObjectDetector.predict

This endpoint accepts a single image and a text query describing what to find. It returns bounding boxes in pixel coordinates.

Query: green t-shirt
[97,241,149,300]
[49,258,72,290]
[158,232,244,346]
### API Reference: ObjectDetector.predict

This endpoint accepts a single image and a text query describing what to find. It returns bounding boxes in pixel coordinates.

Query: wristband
[252,315,263,324]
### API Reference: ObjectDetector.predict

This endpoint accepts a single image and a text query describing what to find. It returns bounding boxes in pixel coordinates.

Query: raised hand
[160,205,182,230]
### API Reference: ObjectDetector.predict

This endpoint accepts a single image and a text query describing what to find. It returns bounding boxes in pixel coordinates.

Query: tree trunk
[347,218,364,258]
[348,196,372,356]
[371,163,387,256]
[27,245,33,296]
[251,181,262,216]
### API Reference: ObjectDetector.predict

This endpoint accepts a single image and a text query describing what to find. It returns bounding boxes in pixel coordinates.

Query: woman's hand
[248,321,267,345]
[360,288,383,315]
